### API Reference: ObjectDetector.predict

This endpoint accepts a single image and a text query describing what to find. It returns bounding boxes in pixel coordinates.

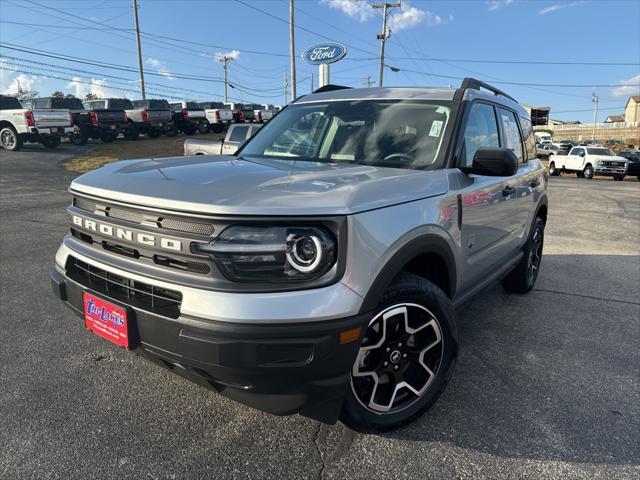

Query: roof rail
[312,84,353,94]
[454,77,517,103]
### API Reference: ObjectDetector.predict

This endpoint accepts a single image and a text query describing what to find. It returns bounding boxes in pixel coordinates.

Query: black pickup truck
[27,97,126,145]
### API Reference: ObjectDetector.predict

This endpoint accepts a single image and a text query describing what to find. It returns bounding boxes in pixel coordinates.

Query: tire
[614,176,625,181]
[147,129,162,139]
[548,162,557,176]
[637,176,640,182]
[583,165,594,179]
[211,123,224,134]
[183,125,197,136]
[100,131,117,143]
[576,171,584,178]
[165,123,178,137]
[71,127,88,146]
[41,136,61,149]
[340,273,458,433]
[0,126,22,151]
[198,123,211,134]
[123,122,139,141]
[502,217,545,294]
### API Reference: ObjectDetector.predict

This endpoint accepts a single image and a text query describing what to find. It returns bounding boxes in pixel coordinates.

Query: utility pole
[283,66,289,105]
[373,2,401,87]
[364,75,374,88]
[219,56,233,103]
[132,0,146,99]
[592,92,599,142]
[289,0,297,100]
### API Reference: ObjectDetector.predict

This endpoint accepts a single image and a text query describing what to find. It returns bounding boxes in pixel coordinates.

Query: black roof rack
[312,84,353,94]
[454,77,517,103]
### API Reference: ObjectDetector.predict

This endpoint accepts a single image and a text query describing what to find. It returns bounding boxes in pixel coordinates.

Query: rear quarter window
[0,96,25,109]
[229,126,249,143]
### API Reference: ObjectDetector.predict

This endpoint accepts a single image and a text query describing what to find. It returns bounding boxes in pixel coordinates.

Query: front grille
[601,161,625,168]
[66,256,182,318]
[73,196,216,236]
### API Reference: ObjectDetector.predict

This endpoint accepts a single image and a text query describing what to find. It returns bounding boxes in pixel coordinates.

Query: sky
[0,0,639,122]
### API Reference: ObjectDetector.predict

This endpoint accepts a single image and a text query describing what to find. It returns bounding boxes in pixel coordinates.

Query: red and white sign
[83,292,129,349]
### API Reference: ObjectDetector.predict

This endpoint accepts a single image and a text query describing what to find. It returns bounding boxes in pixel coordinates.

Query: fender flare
[358,234,458,314]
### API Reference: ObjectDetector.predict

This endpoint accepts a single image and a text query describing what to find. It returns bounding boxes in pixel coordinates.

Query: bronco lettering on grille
[72,215,182,252]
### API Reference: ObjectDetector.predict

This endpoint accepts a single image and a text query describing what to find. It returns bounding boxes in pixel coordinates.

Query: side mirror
[579,152,586,157]
[461,147,518,176]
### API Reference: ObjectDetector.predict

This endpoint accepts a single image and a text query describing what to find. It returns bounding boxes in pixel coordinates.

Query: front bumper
[595,166,627,176]
[51,243,369,424]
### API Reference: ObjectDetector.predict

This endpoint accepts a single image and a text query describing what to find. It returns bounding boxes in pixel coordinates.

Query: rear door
[451,101,521,287]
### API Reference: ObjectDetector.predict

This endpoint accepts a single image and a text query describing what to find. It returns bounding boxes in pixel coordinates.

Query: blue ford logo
[301,43,347,65]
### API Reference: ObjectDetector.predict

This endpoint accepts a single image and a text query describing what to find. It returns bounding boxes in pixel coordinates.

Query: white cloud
[321,0,374,23]
[611,74,640,97]
[389,6,426,31]
[67,77,131,99]
[145,57,174,80]
[487,0,514,11]
[0,60,44,96]
[538,1,585,15]
[215,49,240,61]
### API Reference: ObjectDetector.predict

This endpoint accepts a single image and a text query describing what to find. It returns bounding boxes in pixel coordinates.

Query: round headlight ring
[286,233,323,273]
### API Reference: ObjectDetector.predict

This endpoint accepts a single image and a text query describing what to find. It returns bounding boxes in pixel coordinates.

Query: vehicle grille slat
[66,256,182,318]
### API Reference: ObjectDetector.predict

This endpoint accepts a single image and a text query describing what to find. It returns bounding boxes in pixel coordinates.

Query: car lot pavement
[1,146,638,479]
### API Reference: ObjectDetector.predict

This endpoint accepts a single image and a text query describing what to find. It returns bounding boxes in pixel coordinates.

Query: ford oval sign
[301,43,347,65]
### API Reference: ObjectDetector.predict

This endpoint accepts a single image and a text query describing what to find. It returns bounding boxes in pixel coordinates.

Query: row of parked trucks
[0,94,279,151]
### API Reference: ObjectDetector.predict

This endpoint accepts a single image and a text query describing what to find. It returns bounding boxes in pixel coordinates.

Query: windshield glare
[240,100,451,170]
[587,147,615,156]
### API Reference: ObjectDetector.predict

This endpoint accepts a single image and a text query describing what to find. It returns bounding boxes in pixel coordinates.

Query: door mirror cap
[461,147,518,177]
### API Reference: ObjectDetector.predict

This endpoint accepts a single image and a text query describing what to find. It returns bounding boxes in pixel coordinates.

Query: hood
[70,155,448,216]
[592,155,627,162]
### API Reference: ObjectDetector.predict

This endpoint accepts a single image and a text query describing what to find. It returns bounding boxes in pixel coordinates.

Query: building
[522,104,550,126]
[625,96,640,123]
[604,114,625,123]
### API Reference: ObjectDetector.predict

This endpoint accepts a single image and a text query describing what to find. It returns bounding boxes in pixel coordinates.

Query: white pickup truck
[0,95,73,151]
[199,101,234,133]
[183,123,261,155]
[549,145,628,180]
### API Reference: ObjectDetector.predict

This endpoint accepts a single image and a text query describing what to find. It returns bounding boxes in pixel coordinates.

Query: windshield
[240,100,452,170]
[52,98,84,109]
[587,147,615,156]
[111,99,134,109]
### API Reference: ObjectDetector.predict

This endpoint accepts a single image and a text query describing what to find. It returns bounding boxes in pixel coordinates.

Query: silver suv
[50,78,548,432]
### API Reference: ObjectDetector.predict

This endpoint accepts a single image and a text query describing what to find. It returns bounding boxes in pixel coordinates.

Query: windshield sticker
[429,120,443,137]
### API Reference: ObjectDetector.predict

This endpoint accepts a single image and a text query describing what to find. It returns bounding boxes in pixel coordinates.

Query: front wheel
[340,273,458,433]
[502,217,545,293]
[0,126,22,151]
[583,165,594,179]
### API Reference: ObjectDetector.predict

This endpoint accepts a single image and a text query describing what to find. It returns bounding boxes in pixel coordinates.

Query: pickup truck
[183,123,261,155]
[0,95,72,151]
[254,103,276,123]
[199,101,234,133]
[225,102,255,123]
[51,78,548,432]
[169,101,210,135]
[27,97,126,145]
[548,145,628,180]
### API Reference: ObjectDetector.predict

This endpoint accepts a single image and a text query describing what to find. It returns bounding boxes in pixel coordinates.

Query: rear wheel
[340,273,458,433]
[123,122,139,140]
[548,162,558,176]
[71,127,88,145]
[502,217,545,293]
[41,136,61,149]
[165,123,178,137]
[0,126,22,151]
[583,165,594,179]
[198,122,211,134]
[211,123,224,134]
[147,128,162,139]
[183,124,197,136]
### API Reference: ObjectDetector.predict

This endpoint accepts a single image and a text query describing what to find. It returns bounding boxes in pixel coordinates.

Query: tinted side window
[229,126,249,143]
[0,96,24,109]
[461,103,499,167]
[498,108,524,163]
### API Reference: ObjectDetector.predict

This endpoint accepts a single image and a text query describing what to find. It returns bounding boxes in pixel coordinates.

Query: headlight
[595,160,603,166]
[194,225,336,282]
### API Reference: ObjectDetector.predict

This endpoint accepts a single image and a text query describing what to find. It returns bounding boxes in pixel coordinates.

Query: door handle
[502,186,516,197]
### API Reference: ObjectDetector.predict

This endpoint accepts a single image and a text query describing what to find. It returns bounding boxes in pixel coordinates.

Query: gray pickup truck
[51,78,548,432]
[183,123,261,155]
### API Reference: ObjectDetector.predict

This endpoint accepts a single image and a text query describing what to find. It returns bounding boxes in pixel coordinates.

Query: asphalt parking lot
[1,145,638,480]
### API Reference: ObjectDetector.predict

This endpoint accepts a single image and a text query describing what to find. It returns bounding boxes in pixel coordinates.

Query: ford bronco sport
[51,78,548,432]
